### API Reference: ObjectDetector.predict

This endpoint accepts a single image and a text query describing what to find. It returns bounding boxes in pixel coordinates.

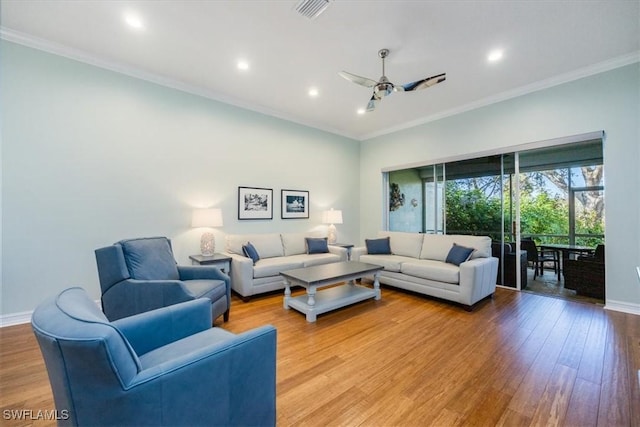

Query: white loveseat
[352,231,498,310]
[222,233,348,300]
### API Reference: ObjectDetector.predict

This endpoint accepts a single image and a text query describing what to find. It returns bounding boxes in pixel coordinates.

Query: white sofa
[352,231,498,310]
[222,233,348,300]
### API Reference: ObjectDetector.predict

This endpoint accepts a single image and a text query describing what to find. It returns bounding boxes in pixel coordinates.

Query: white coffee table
[281,261,383,322]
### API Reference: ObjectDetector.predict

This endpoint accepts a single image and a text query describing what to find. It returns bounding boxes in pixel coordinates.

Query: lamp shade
[191,208,223,228]
[322,208,343,225]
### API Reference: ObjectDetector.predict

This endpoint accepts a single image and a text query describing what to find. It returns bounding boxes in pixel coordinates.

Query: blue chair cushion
[138,327,236,369]
[183,280,227,301]
[306,237,329,254]
[366,237,391,254]
[445,243,475,266]
[120,237,180,280]
[242,242,260,264]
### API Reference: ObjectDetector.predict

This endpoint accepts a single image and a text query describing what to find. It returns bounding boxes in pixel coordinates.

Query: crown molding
[2,27,637,142]
[359,51,640,141]
[0,27,359,141]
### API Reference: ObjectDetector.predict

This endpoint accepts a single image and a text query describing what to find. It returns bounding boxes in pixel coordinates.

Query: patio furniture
[563,244,605,299]
[521,239,560,280]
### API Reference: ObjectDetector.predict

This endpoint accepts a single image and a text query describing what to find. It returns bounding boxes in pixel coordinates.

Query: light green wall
[359,63,640,309]
[1,39,638,317]
[0,41,359,315]
[388,169,423,232]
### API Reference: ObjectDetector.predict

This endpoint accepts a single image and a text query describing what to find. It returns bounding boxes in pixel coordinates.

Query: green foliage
[519,192,568,238]
[445,182,503,238]
[445,176,604,246]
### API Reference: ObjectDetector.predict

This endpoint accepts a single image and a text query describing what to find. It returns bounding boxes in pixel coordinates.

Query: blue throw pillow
[365,237,391,255]
[306,237,329,254]
[242,242,260,264]
[445,243,475,266]
[120,237,180,280]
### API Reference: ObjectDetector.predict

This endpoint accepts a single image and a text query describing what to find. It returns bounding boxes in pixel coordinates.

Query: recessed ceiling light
[237,60,249,71]
[487,49,504,62]
[308,87,319,97]
[357,108,366,115]
[124,12,144,30]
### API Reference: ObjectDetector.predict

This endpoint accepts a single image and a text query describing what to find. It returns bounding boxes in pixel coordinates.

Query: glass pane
[444,156,503,239]
[573,188,605,247]
[388,169,422,232]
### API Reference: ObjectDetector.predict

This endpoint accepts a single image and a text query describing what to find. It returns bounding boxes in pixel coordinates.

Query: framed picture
[238,186,273,220]
[281,189,309,219]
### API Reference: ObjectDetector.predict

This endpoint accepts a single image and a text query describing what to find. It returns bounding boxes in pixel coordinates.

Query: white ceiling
[1,0,639,141]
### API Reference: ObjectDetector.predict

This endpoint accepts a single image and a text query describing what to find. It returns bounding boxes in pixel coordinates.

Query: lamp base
[327,224,337,245]
[200,232,215,256]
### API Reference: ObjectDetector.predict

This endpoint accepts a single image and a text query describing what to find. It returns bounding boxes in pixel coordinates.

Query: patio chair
[521,239,560,280]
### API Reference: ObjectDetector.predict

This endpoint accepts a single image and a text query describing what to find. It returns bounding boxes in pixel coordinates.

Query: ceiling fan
[339,48,446,112]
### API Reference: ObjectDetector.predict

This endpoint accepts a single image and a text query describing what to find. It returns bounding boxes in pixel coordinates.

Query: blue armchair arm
[113,298,212,356]
[178,265,230,282]
[128,325,277,426]
[101,279,195,321]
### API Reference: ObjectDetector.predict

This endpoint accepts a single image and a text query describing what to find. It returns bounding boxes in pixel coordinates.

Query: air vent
[294,0,330,20]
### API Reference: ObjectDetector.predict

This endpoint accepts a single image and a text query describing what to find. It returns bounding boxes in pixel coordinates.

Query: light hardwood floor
[1,286,639,426]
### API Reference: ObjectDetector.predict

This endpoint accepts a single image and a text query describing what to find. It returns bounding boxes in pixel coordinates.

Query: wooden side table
[189,253,231,274]
[329,243,354,261]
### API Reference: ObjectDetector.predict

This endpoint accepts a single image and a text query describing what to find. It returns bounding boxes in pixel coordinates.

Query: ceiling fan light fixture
[294,0,331,20]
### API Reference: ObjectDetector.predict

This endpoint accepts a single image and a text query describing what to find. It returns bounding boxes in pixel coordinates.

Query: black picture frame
[281,189,309,219]
[238,186,273,220]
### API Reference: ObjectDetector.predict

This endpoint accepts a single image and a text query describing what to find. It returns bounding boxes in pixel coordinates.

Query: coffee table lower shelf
[285,283,377,322]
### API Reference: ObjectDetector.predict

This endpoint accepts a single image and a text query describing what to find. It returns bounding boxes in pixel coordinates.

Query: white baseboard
[0,310,33,327]
[604,299,640,316]
[1,300,103,328]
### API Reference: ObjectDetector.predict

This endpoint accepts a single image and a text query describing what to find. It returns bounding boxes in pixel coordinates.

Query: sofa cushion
[379,231,424,258]
[119,237,179,280]
[306,237,329,254]
[242,242,260,264]
[420,234,492,261]
[445,244,475,266]
[253,258,304,279]
[419,235,456,262]
[359,254,414,273]
[302,253,342,267]
[281,232,323,256]
[365,237,391,254]
[401,260,460,284]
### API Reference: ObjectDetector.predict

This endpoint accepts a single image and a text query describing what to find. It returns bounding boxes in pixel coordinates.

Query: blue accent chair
[95,237,230,322]
[31,287,277,427]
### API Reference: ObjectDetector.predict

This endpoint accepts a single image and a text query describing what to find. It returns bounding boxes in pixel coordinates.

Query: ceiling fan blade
[338,71,378,88]
[401,73,446,92]
[366,95,378,112]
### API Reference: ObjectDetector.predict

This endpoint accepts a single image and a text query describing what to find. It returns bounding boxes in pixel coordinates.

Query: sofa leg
[241,296,251,303]
[223,310,230,322]
[464,305,473,312]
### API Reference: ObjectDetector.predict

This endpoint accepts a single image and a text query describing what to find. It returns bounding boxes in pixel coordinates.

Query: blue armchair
[32,287,277,427]
[95,237,230,322]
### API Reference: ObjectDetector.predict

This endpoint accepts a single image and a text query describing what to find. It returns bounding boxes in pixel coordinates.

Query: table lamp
[323,208,343,244]
[191,208,223,256]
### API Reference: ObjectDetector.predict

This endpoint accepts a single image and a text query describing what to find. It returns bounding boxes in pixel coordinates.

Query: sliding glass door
[384,136,604,293]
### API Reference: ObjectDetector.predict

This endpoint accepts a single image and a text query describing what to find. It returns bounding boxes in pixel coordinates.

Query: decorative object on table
[389,183,404,211]
[191,208,223,256]
[322,208,343,244]
[281,189,309,219]
[238,186,273,220]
